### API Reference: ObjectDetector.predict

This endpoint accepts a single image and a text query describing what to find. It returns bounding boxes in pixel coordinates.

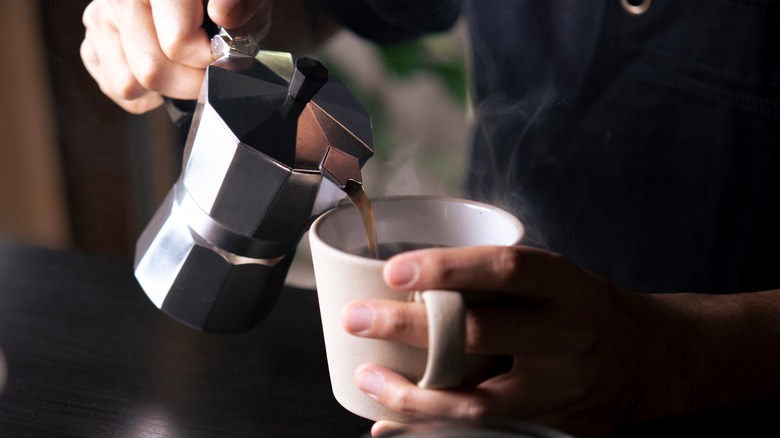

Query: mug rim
[309,195,524,263]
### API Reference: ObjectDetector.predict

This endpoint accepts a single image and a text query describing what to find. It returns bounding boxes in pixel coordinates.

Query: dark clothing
[331,0,780,294]
[321,0,463,44]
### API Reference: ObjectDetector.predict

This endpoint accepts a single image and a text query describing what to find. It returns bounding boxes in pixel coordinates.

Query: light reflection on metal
[210,27,261,59]
[134,29,373,333]
[320,147,362,190]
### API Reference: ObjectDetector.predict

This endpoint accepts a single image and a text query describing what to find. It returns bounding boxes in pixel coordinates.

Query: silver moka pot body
[134,31,373,333]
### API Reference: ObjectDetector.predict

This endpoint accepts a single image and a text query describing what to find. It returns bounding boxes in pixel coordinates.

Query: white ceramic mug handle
[416,290,465,389]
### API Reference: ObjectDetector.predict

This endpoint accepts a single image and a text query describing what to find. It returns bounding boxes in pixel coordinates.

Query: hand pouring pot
[134,29,373,333]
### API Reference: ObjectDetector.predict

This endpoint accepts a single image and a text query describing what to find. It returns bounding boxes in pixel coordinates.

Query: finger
[81,1,167,113]
[384,245,570,300]
[355,363,496,421]
[343,298,566,355]
[80,2,145,100]
[82,1,164,112]
[208,0,272,38]
[358,364,547,426]
[106,89,165,114]
[342,300,429,348]
[81,36,163,114]
[80,28,101,73]
[81,29,165,114]
[150,0,213,67]
[371,420,404,437]
[361,364,587,435]
[81,23,148,101]
[117,0,206,100]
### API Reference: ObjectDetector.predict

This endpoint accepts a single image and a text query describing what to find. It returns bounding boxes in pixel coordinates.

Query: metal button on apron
[620,0,651,15]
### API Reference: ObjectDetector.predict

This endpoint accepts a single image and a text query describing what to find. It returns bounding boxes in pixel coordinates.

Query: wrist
[620,290,780,427]
[612,291,705,427]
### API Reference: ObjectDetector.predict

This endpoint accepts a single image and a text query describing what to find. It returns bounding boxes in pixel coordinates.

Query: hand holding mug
[348,244,651,438]
[311,196,690,438]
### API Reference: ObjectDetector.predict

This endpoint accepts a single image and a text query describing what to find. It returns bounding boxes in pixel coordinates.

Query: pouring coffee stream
[319,147,379,260]
[134,27,375,332]
[345,183,379,260]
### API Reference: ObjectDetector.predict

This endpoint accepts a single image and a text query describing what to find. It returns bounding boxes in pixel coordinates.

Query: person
[80,1,780,437]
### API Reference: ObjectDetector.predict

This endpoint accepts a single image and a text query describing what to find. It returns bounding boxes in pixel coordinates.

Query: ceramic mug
[309,196,524,422]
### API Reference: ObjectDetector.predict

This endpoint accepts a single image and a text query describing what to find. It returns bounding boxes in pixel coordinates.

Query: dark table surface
[0,240,372,437]
[1,240,779,438]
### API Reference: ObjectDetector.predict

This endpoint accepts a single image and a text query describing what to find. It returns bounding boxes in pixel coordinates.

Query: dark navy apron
[467,0,780,293]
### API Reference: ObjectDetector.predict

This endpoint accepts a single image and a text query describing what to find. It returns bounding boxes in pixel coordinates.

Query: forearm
[630,290,780,424]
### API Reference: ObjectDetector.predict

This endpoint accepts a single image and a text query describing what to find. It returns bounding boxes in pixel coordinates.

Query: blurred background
[0,0,471,287]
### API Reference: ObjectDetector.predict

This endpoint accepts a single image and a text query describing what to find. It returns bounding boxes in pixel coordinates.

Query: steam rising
[377,139,442,196]
[463,0,603,250]
[469,83,561,249]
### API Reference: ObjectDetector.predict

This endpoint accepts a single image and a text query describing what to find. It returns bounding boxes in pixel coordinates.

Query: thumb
[207,0,272,38]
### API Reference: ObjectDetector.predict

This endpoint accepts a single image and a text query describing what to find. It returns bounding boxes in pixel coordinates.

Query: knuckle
[493,246,521,280]
[108,0,127,10]
[79,40,97,66]
[388,306,414,336]
[158,33,194,62]
[81,2,96,28]
[385,387,419,417]
[457,397,492,419]
[464,312,487,348]
[135,58,166,91]
[114,76,144,100]
[122,95,162,114]
[437,264,459,283]
[560,255,582,275]
[424,256,457,284]
[124,103,153,114]
[119,100,145,114]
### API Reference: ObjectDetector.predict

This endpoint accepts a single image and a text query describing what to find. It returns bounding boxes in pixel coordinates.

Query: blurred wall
[288,24,471,287]
[0,0,178,259]
[320,25,471,199]
[0,0,70,249]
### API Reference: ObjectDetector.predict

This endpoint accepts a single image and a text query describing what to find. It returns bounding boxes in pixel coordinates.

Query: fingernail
[384,260,419,288]
[344,305,373,333]
[358,369,383,397]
